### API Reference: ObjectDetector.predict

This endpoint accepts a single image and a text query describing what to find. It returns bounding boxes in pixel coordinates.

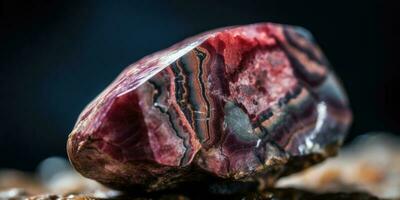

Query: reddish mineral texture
[67,23,352,192]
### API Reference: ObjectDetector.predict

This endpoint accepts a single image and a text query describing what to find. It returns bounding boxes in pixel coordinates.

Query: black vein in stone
[194,48,212,143]
[148,80,188,166]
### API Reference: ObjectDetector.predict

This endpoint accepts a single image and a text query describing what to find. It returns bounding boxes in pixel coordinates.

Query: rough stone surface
[23,189,380,200]
[67,23,352,191]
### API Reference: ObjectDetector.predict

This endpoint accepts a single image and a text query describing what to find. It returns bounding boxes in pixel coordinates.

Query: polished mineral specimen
[67,23,352,191]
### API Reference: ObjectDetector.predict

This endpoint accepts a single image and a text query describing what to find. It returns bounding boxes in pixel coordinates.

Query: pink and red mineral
[67,23,352,192]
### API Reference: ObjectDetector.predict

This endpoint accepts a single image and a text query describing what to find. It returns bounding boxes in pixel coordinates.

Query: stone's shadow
[110,188,380,200]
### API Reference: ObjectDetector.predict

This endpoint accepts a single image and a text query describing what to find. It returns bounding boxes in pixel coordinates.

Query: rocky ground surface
[1,133,398,200]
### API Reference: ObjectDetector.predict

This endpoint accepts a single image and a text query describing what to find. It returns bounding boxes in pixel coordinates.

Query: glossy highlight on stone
[67,23,352,191]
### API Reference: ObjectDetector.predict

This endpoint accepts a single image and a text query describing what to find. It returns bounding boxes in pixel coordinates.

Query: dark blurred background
[1,0,399,171]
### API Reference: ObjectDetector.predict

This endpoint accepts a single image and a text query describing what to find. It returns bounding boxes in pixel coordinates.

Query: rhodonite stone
[67,23,352,192]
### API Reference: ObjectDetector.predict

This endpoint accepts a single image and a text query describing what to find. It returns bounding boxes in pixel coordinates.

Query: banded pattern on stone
[67,23,352,191]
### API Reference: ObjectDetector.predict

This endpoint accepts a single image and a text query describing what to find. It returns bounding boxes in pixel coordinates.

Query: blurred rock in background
[277,133,400,199]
